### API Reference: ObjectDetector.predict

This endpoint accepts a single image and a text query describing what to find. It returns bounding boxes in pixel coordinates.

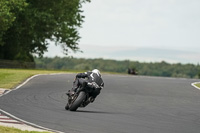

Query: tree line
[35,57,200,79]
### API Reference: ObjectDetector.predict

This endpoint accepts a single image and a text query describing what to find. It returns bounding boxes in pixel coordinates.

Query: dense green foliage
[35,57,200,79]
[0,0,27,45]
[0,0,90,62]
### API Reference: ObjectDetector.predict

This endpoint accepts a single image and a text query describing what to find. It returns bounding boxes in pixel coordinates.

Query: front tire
[65,103,69,110]
[69,91,86,111]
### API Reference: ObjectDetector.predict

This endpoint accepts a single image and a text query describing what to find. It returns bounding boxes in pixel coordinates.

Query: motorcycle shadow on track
[74,110,122,115]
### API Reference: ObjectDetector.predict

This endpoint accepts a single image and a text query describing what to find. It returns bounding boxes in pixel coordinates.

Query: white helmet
[92,69,101,76]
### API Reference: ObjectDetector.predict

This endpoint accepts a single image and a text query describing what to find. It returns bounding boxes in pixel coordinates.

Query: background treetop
[0,0,91,61]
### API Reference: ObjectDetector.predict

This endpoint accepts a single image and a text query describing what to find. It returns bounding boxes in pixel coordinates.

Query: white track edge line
[0,109,64,133]
[191,82,200,90]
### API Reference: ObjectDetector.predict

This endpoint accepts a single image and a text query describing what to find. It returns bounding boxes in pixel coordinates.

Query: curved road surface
[0,74,200,133]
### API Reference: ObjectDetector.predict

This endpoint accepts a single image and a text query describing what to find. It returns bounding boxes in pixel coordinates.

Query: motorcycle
[65,83,95,111]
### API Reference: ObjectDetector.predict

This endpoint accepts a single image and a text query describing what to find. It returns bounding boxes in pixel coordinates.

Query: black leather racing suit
[72,71,104,99]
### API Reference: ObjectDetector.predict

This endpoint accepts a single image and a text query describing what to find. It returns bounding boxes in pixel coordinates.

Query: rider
[68,69,104,102]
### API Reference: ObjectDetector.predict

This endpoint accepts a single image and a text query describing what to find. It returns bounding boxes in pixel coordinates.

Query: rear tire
[69,91,86,111]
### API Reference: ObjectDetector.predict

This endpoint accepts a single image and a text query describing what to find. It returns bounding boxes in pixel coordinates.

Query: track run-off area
[0,73,200,133]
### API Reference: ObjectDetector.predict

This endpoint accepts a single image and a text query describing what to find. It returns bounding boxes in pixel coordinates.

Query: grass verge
[0,68,72,89]
[0,125,50,133]
[0,68,120,89]
[195,83,200,88]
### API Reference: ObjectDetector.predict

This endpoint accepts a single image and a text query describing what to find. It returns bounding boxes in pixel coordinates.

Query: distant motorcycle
[65,83,95,111]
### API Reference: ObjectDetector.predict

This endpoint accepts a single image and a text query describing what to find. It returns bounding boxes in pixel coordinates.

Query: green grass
[195,83,200,88]
[0,68,71,89]
[0,68,119,89]
[0,125,50,133]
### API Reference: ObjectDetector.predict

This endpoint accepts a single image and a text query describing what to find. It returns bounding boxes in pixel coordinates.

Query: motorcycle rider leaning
[68,69,104,103]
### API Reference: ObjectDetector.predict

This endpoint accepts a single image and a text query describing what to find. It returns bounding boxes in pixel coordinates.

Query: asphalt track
[0,74,200,133]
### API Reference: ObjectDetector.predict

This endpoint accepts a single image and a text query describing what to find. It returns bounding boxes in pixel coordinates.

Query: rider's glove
[87,82,93,88]
[88,82,100,89]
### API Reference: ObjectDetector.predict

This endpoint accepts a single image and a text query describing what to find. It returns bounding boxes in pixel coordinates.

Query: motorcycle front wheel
[69,91,86,111]
[65,103,69,110]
